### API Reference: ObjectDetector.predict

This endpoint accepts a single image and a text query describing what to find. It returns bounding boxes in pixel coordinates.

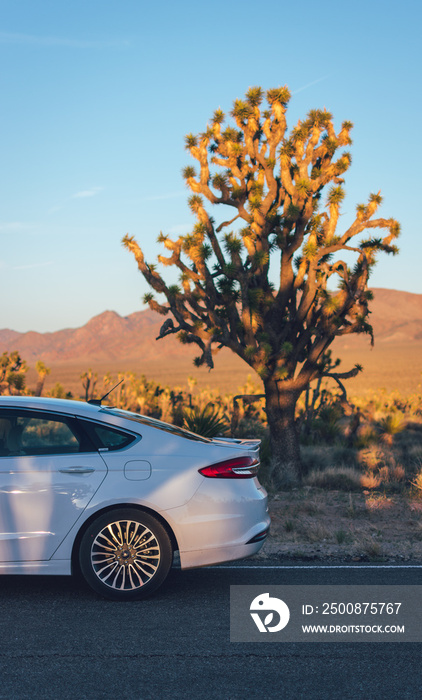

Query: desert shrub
[233,417,268,440]
[300,445,347,475]
[330,446,359,468]
[47,383,73,400]
[358,446,383,471]
[304,466,363,491]
[182,403,229,438]
[358,446,407,492]
[410,468,422,495]
[298,521,332,543]
[376,412,406,445]
[284,519,295,532]
[335,529,352,544]
[361,538,384,560]
[300,401,345,446]
[360,472,382,490]
[353,423,378,449]
[311,404,343,444]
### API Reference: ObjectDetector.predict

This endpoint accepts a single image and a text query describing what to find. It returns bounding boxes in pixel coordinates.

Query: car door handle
[59,467,95,474]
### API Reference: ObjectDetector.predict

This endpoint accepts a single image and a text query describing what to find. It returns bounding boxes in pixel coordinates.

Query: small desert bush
[300,446,337,474]
[357,446,407,492]
[376,412,406,445]
[182,403,229,438]
[304,466,363,491]
[364,493,393,510]
[330,446,359,468]
[358,446,383,471]
[361,537,384,560]
[284,519,295,533]
[353,424,378,449]
[233,417,268,441]
[410,468,422,495]
[47,383,73,400]
[293,494,325,516]
[298,521,332,543]
[378,464,406,483]
[311,405,343,444]
[335,529,352,544]
[360,472,382,490]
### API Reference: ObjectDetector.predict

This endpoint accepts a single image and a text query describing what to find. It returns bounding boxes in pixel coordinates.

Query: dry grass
[304,467,363,491]
[256,487,422,562]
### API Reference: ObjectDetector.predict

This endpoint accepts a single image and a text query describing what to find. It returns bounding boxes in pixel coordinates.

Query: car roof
[0,396,215,445]
[0,396,103,417]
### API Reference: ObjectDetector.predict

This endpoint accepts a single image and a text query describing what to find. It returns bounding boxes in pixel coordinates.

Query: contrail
[292,75,331,95]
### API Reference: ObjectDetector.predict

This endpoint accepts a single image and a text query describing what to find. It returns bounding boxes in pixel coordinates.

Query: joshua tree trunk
[264,379,303,488]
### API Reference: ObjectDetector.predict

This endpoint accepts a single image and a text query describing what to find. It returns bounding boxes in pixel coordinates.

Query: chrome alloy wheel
[79,509,173,600]
[91,519,161,591]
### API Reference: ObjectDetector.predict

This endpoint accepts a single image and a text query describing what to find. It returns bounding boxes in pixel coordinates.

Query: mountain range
[1,288,422,364]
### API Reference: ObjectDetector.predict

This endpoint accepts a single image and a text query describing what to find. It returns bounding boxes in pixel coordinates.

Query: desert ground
[25,341,422,400]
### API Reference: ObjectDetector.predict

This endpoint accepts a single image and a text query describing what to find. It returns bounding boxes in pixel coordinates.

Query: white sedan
[0,396,269,600]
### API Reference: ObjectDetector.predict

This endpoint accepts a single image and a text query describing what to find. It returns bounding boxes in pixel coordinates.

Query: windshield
[100,407,212,443]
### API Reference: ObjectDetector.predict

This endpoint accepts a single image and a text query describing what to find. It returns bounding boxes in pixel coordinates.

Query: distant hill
[334,288,422,348]
[1,288,422,364]
[0,309,194,363]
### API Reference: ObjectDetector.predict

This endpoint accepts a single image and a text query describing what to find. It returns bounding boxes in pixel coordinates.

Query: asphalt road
[0,562,421,700]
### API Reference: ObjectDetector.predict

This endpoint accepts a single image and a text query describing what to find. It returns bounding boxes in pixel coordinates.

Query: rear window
[100,408,211,443]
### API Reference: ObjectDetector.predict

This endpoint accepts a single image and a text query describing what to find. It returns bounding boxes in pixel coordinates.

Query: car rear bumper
[165,479,270,569]
[179,529,269,569]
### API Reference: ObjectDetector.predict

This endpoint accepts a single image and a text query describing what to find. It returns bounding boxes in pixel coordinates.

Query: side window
[87,423,136,451]
[0,418,16,456]
[20,418,79,455]
[0,411,93,457]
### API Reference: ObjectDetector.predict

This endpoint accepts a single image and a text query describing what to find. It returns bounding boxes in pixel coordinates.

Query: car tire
[79,508,173,601]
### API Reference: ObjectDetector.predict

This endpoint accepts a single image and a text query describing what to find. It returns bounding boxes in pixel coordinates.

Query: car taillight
[199,456,259,479]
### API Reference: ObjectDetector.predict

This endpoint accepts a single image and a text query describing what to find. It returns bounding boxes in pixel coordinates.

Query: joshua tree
[81,369,98,402]
[0,351,27,395]
[123,86,399,486]
[34,360,51,397]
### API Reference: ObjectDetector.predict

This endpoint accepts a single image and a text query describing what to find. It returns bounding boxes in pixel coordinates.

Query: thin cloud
[142,191,186,202]
[49,186,104,212]
[13,261,54,271]
[72,186,103,199]
[0,32,130,49]
[292,75,331,95]
[0,222,38,232]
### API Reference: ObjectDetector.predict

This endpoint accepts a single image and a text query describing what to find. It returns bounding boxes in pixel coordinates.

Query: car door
[0,408,107,562]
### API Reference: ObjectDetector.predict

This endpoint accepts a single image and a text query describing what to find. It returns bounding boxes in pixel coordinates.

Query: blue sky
[1,0,421,332]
